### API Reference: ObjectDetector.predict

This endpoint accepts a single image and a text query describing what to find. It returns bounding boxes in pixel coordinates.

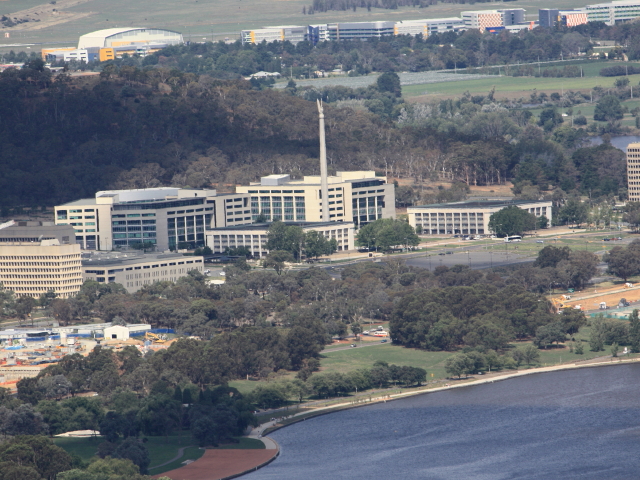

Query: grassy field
[0,0,614,50]
[54,436,103,462]
[54,434,195,467]
[320,343,454,380]
[148,446,204,476]
[525,97,640,127]
[404,72,640,101]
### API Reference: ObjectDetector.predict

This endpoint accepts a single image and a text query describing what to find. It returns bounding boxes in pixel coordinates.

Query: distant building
[235,171,395,227]
[0,220,74,244]
[539,9,561,27]
[78,28,183,49]
[104,325,130,341]
[628,143,640,202]
[325,21,395,41]
[462,8,526,31]
[82,252,204,293]
[407,200,553,236]
[0,221,82,298]
[241,26,308,45]
[583,0,640,25]
[206,221,355,258]
[45,28,185,61]
[55,188,253,251]
[394,18,465,36]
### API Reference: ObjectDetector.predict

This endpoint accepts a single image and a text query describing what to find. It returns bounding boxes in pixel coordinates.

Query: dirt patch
[0,0,94,32]
[156,449,277,480]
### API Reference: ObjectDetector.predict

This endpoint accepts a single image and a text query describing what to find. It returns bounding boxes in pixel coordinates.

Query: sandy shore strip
[155,444,279,480]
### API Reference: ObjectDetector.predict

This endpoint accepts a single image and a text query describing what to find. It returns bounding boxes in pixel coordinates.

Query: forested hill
[0,60,628,211]
[0,62,389,208]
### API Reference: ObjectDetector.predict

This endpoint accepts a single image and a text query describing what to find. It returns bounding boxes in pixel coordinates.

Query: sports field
[0,0,613,49]
[403,71,640,101]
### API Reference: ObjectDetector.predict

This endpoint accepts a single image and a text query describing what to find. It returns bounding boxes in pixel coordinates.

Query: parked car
[536,240,544,243]
[381,339,388,343]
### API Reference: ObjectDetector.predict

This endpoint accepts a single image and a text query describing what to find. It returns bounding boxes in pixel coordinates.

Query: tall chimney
[317,100,330,222]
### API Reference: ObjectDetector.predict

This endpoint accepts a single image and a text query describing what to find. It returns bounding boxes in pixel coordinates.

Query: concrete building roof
[0,221,75,244]
[208,221,353,231]
[57,198,97,207]
[412,200,550,209]
[81,252,193,267]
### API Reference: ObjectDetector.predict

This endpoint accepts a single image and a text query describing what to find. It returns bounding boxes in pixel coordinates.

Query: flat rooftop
[57,198,97,207]
[81,252,197,267]
[412,200,550,209]
[208,221,353,231]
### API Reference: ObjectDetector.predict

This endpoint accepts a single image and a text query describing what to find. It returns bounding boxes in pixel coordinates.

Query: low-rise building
[241,26,308,45]
[407,200,552,236]
[81,252,204,293]
[206,221,355,258]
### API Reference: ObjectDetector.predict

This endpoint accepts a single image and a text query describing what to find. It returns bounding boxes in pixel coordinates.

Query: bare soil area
[155,449,277,480]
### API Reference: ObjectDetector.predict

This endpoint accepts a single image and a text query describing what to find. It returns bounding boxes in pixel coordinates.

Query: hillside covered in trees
[0,59,628,214]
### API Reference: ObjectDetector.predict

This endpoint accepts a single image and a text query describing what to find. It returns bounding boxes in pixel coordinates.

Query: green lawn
[148,446,204,476]
[217,437,265,449]
[54,434,195,468]
[525,97,640,127]
[54,436,103,463]
[320,343,454,380]
[403,73,640,99]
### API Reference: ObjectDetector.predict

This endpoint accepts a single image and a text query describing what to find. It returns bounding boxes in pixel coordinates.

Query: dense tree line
[82,27,598,77]
[390,247,597,351]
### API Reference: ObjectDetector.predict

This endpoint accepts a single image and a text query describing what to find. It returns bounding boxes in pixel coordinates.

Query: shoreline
[257,354,640,438]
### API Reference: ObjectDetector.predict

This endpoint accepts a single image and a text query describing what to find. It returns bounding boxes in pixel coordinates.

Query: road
[322,341,388,353]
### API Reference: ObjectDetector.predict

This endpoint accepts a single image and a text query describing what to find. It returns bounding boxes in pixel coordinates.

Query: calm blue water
[590,135,640,151]
[247,365,640,480]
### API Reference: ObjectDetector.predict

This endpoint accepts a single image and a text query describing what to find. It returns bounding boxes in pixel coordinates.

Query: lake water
[589,135,640,150]
[247,365,640,480]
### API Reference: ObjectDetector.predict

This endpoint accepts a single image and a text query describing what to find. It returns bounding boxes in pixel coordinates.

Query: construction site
[550,282,640,319]
[0,324,177,392]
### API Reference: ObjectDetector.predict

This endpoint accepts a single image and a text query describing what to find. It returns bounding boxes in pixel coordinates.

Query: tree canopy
[355,218,419,251]
[488,206,536,237]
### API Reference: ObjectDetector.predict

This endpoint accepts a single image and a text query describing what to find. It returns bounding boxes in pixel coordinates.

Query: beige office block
[0,241,82,298]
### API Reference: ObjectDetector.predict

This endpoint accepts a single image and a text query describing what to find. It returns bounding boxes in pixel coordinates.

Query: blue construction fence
[11,328,175,343]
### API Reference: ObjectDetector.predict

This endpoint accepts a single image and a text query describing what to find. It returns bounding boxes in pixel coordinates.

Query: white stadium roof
[78,27,182,49]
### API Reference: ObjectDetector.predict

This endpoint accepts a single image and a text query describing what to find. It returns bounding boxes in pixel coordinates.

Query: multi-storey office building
[462,8,526,30]
[206,221,355,258]
[82,252,204,293]
[539,8,588,27]
[394,18,466,36]
[0,221,82,298]
[628,143,640,202]
[325,21,395,41]
[241,26,308,45]
[583,0,640,24]
[55,188,252,251]
[407,200,552,236]
[235,171,395,227]
[0,240,82,298]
